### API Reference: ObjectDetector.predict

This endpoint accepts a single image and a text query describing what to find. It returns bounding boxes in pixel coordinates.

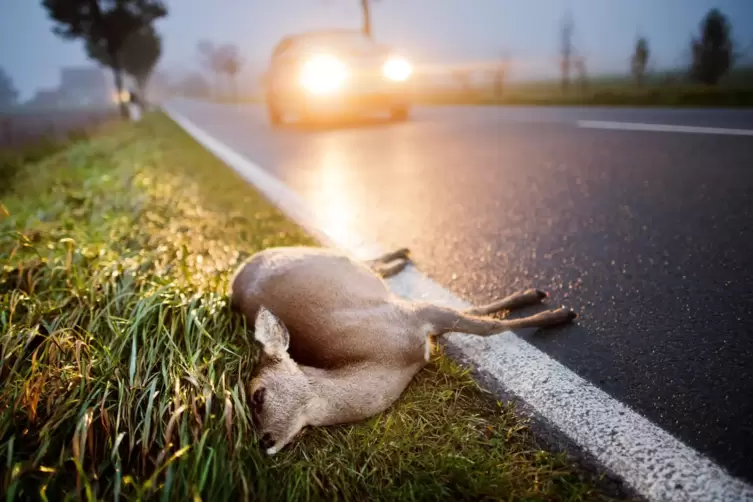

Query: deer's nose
[259,433,274,451]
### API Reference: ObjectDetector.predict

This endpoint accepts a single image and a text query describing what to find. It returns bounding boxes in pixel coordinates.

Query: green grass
[0,113,624,501]
[0,128,96,196]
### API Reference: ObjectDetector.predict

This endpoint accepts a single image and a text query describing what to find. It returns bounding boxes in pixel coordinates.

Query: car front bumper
[305,90,409,113]
[271,78,412,116]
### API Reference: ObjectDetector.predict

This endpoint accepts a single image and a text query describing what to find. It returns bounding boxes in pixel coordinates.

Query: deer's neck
[301,362,421,427]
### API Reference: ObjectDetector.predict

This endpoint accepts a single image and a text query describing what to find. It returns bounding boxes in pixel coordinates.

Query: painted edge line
[163,104,753,502]
[578,120,753,136]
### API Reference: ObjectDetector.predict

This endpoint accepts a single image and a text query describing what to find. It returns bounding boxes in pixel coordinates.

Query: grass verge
[1,113,624,501]
[1,121,105,196]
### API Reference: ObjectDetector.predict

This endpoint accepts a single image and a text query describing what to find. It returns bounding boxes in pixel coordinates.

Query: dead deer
[230,246,576,455]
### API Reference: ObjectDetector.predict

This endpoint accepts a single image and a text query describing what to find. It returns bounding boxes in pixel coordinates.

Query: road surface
[169,100,753,483]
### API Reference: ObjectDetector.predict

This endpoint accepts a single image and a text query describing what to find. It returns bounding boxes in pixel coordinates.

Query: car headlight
[383,56,412,82]
[299,54,349,95]
[113,90,130,103]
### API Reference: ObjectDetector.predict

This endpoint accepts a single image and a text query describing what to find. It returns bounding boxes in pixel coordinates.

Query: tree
[492,53,511,98]
[197,40,224,97]
[0,66,19,109]
[122,25,161,103]
[689,9,733,85]
[574,56,588,92]
[88,23,162,104]
[217,44,243,100]
[560,12,574,93]
[197,40,216,73]
[631,37,649,86]
[196,42,244,100]
[42,0,167,118]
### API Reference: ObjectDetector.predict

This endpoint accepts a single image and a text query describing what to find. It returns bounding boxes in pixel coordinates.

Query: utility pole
[361,0,372,38]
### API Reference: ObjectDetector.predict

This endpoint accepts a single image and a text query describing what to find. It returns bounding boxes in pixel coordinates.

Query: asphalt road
[170,100,753,482]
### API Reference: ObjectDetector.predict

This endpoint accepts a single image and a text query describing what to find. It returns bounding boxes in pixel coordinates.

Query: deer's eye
[252,388,265,413]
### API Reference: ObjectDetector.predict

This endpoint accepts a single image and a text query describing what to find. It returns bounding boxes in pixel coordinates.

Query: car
[262,29,414,125]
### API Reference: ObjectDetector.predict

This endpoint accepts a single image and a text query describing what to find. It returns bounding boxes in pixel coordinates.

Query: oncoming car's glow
[299,53,349,95]
[382,56,413,82]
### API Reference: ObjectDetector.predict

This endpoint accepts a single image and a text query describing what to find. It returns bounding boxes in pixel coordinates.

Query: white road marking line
[164,105,753,502]
[578,120,753,136]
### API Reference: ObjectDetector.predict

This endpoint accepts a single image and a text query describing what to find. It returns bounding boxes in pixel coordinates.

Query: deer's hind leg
[366,248,411,266]
[373,260,410,278]
[465,288,548,316]
[419,304,576,337]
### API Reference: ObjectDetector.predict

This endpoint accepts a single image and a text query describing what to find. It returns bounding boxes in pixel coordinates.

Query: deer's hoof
[566,310,578,322]
[535,289,548,300]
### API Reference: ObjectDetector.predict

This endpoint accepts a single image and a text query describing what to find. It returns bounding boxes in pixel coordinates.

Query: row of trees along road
[42,0,167,119]
[630,8,739,87]
[561,8,743,90]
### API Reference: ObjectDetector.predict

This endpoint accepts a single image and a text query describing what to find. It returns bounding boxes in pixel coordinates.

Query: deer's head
[248,307,312,455]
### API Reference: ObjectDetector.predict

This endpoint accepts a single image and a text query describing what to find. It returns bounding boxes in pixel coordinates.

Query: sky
[2,0,753,101]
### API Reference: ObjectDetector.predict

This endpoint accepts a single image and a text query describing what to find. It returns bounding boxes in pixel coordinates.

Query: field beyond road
[0,113,625,501]
[413,84,753,108]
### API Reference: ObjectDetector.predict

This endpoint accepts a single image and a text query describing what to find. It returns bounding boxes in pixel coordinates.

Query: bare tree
[217,44,243,100]
[739,39,753,64]
[196,42,245,100]
[492,53,511,98]
[0,66,19,110]
[631,37,650,86]
[574,56,588,92]
[560,12,574,93]
[197,40,223,97]
[197,40,214,69]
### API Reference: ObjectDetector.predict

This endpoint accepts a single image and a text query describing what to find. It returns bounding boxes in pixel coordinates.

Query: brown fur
[230,246,575,454]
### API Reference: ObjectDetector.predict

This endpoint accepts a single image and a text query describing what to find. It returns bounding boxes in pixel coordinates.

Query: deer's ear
[254,307,290,357]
